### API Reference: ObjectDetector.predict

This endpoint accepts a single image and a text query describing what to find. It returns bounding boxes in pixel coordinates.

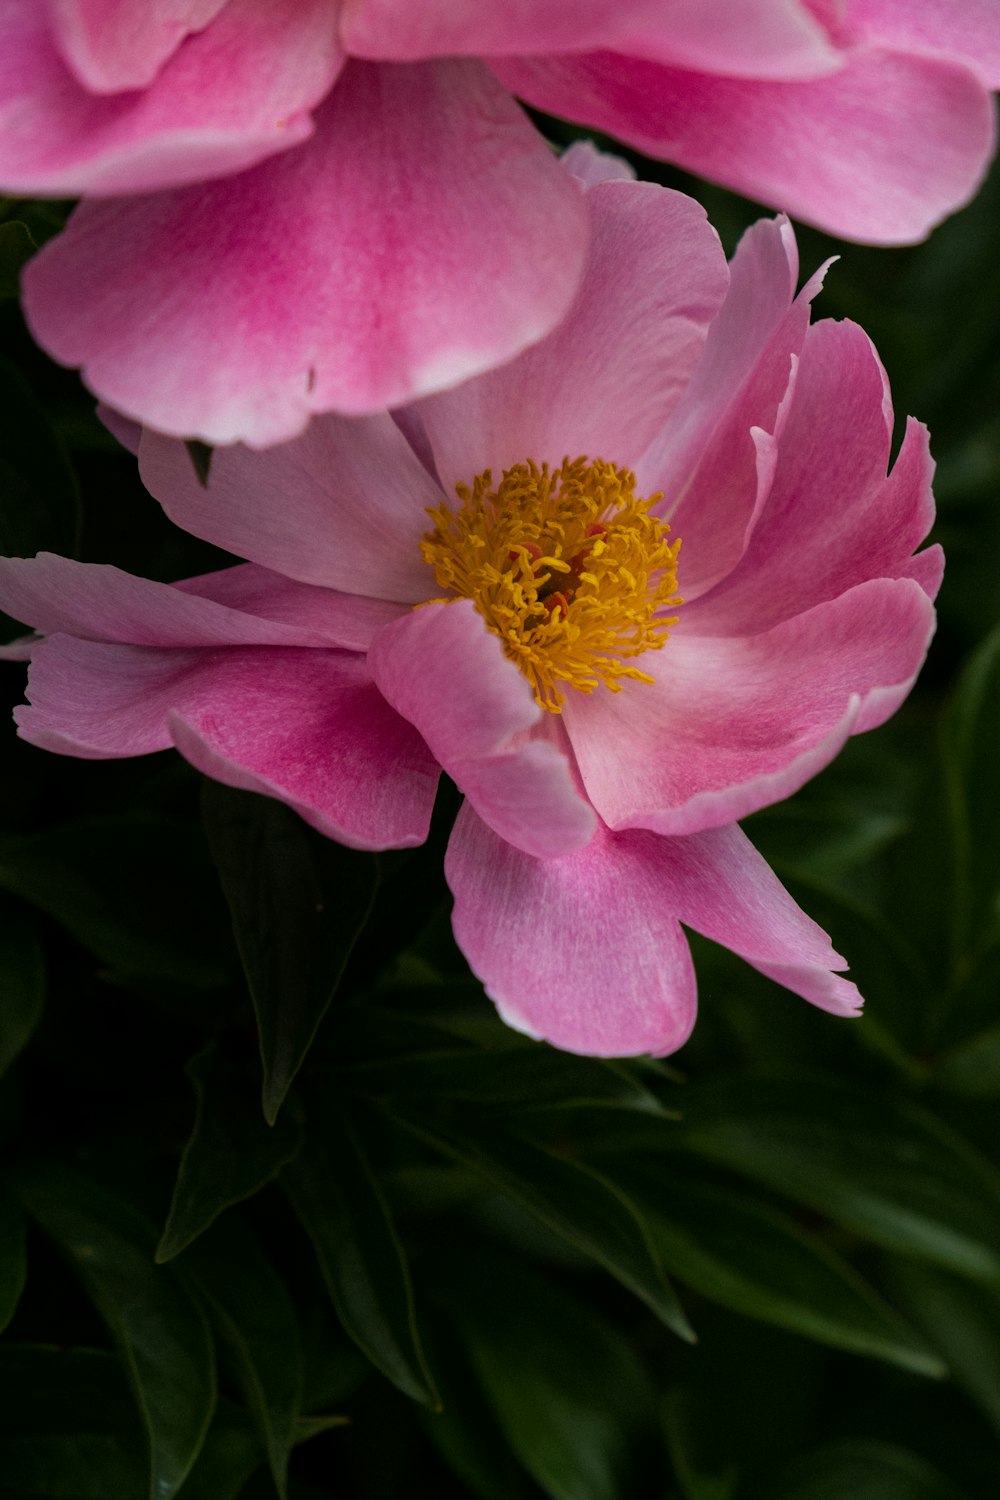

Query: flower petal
[345,0,840,76]
[174,564,408,651]
[495,47,996,244]
[369,599,597,858]
[685,320,939,634]
[23,58,590,444]
[417,178,729,496]
[0,552,340,647]
[565,577,936,835]
[445,805,698,1057]
[0,0,341,195]
[139,414,439,601]
[852,0,1000,87]
[49,0,227,93]
[18,636,439,848]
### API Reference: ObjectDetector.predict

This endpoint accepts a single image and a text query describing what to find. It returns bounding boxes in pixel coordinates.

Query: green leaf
[0,355,81,561]
[182,1217,303,1499]
[12,1164,217,1500]
[663,1389,740,1500]
[612,1166,943,1376]
[282,1107,439,1407]
[157,1045,303,1262]
[941,622,1000,962]
[0,220,37,299]
[201,783,379,1123]
[886,1257,1000,1436]
[671,1074,1000,1285]
[0,892,44,1076]
[387,1103,692,1340]
[0,1190,26,1332]
[933,1022,1000,1097]
[0,1344,148,1499]
[432,1248,653,1500]
[751,1439,973,1500]
[0,817,229,987]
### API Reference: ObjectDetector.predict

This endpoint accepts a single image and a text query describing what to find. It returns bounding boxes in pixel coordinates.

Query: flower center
[420,456,682,713]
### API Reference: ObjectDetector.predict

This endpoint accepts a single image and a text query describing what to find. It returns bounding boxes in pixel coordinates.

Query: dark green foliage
[1,143,1000,1500]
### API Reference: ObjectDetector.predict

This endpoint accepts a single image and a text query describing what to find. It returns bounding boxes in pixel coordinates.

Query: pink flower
[0,169,941,1056]
[3,0,997,446]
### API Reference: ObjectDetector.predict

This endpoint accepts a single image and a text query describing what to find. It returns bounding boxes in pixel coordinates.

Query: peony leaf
[886,1257,1000,1437]
[157,1044,303,1262]
[753,1439,973,1500]
[201,782,379,1123]
[0,892,44,1077]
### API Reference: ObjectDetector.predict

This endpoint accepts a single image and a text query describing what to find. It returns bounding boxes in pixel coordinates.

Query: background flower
[1,0,997,445]
[0,170,939,1054]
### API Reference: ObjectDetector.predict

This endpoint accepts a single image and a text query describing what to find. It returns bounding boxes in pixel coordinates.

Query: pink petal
[852,0,1000,87]
[49,0,227,93]
[444,805,698,1057]
[637,216,822,597]
[0,0,341,195]
[416,179,729,497]
[19,636,440,848]
[0,553,341,647]
[23,58,590,444]
[344,0,840,76]
[174,565,408,651]
[138,415,439,601]
[494,47,996,244]
[560,139,635,187]
[369,600,597,859]
[685,321,939,634]
[564,578,936,836]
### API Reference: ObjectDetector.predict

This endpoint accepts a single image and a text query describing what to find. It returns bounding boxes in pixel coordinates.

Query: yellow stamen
[420,456,682,712]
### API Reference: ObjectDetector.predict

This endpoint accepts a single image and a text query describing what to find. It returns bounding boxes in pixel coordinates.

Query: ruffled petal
[18,636,439,848]
[564,577,936,835]
[23,58,590,444]
[139,415,439,601]
[49,0,227,93]
[344,0,840,76]
[0,0,341,195]
[0,552,341,647]
[444,805,698,1057]
[494,47,996,244]
[369,600,597,859]
[417,179,728,496]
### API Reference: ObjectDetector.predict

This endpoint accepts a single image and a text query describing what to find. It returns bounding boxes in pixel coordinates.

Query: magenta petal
[369,601,597,858]
[565,578,936,835]
[417,178,728,495]
[346,0,839,75]
[0,0,341,195]
[445,806,698,1058]
[0,553,342,647]
[49,0,227,93]
[496,47,996,244]
[23,58,590,444]
[19,636,439,848]
[139,416,438,601]
[685,321,939,634]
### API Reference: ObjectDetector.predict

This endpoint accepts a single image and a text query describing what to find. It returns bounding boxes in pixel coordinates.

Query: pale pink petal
[139,416,439,601]
[444,805,698,1057]
[18,636,439,848]
[0,0,341,195]
[344,0,841,77]
[684,321,939,634]
[174,565,408,651]
[369,600,597,859]
[636,216,821,597]
[417,180,728,497]
[0,553,338,647]
[851,0,1000,87]
[564,578,936,835]
[49,0,227,93]
[560,139,634,186]
[23,58,590,444]
[96,403,141,454]
[494,47,996,244]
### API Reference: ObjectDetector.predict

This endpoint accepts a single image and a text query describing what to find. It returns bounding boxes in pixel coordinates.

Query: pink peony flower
[3,0,997,447]
[0,167,941,1056]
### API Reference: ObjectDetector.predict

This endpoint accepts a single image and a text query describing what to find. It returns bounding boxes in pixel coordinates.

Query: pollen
[420,456,682,713]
